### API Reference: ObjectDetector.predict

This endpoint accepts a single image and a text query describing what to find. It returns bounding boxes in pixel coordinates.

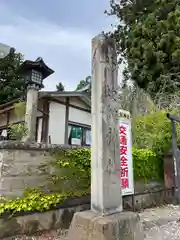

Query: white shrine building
[0,91,91,146]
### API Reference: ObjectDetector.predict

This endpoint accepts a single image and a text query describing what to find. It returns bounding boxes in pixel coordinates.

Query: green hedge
[51,147,163,189]
[132,148,163,182]
[132,110,180,155]
[0,189,89,216]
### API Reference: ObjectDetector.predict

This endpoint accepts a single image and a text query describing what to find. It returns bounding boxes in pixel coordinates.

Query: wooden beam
[64,97,70,144]
[41,98,49,143]
[51,98,91,113]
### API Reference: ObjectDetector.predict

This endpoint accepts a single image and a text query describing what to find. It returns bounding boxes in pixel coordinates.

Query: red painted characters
[120,124,129,189]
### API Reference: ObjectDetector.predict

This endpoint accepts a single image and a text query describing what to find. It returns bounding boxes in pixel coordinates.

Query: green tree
[76,76,91,92]
[108,0,180,98]
[0,52,25,104]
[56,82,65,92]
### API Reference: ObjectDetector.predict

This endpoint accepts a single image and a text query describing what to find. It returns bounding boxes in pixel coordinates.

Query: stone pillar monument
[68,33,143,240]
[90,33,122,214]
[24,84,40,142]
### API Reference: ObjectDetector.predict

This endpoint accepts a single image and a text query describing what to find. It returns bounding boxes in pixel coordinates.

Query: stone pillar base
[68,210,144,240]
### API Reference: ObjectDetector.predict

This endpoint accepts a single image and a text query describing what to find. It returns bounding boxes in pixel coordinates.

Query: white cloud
[0,4,93,90]
[0,2,123,91]
[5,16,92,52]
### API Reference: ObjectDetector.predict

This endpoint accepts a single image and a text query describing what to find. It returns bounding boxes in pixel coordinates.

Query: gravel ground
[141,205,180,240]
[3,205,180,239]
[145,221,180,240]
[2,230,68,240]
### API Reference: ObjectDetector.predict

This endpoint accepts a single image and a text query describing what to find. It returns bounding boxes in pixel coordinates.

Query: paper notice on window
[71,138,81,146]
[85,130,91,145]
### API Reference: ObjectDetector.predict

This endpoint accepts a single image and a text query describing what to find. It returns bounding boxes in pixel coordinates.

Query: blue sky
[0,0,119,90]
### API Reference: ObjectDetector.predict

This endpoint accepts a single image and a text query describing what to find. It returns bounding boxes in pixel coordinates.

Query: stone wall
[123,186,174,211]
[0,190,174,238]
[0,196,90,239]
[0,141,175,238]
[0,141,77,198]
[0,141,173,206]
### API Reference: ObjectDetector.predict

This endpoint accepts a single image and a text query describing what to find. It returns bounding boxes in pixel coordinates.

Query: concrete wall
[37,118,42,143]
[69,97,90,110]
[69,107,91,126]
[48,101,66,144]
[0,142,54,198]
[0,197,90,238]
[68,95,91,127]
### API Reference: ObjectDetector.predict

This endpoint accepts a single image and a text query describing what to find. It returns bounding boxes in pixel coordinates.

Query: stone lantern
[19,57,54,142]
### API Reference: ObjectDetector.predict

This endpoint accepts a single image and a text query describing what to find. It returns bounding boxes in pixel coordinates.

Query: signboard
[85,129,91,146]
[119,110,134,196]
